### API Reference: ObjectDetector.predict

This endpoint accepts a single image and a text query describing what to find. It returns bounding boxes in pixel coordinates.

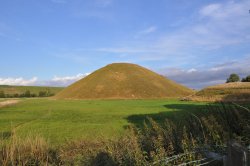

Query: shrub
[24,90,31,97]
[30,93,37,97]
[39,90,54,97]
[0,91,5,98]
[39,91,46,97]
[226,73,240,83]
[0,136,49,166]
[241,75,250,82]
[13,93,19,98]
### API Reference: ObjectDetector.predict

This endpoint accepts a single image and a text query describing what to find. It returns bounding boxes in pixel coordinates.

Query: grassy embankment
[190,82,250,102]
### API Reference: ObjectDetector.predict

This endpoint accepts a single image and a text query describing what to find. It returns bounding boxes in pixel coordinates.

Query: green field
[0,99,206,145]
[0,85,64,96]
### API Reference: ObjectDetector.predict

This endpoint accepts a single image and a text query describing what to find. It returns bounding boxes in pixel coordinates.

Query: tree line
[0,90,55,98]
[226,74,250,83]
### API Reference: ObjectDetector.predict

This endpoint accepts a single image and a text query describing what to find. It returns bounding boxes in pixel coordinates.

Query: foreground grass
[0,99,206,145]
[1,102,248,165]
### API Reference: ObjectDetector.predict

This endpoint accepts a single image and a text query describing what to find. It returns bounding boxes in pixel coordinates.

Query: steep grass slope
[191,82,250,101]
[55,63,193,99]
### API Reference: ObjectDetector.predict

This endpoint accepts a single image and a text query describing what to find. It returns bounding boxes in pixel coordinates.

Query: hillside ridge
[190,82,250,102]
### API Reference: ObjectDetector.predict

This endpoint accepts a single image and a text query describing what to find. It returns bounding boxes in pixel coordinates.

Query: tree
[30,93,37,97]
[0,91,5,98]
[39,91,46,97]
[13,93,19,98]
[226,73,240,83]
[24,90,31,97]
[241,75,250,82]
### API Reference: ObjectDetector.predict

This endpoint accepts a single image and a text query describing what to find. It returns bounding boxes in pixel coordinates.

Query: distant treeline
[0,90,55,98]
[226,73,250,83]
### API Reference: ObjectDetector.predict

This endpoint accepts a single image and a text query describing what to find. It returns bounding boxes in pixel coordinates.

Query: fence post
[225,140,250,166]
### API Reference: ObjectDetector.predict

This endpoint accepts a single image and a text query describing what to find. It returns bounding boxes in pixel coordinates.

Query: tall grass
[0,136,49,166]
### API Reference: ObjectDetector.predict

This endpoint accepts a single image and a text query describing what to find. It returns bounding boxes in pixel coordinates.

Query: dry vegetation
[0,100,20,108]
[189,82,250,102]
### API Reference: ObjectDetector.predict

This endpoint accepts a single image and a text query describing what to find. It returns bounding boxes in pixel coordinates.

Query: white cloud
[199,1,247,19]
[151,0,250,62]
[1,55,249,89]
[134,26,157,38]
[199,3,221,17]
[51,1,249,67]
[0,77,38,86]
[160,56,250,89]
[0,73,90,87]
[139,26,157,35]
[49,73,90,86]
[93,1,250,62]
[187,68,197,73]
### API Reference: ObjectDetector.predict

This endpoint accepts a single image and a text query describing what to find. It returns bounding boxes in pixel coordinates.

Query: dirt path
[0,100,20,108]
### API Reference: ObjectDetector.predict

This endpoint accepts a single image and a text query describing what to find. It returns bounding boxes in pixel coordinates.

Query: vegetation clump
[241,75,250,82]
[0,86,63,98]
[226,73,250,83]
[226,73,240,83]
[0,91,5,98]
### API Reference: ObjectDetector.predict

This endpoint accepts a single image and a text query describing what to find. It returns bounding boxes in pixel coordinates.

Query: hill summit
[55,63,193,99]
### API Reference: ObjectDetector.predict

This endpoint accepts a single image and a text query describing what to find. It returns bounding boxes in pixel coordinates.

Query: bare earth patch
[0,100,20,108]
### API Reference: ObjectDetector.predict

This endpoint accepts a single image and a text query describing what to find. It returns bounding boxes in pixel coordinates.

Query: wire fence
[153,141,249,166]
[152,146,226,166]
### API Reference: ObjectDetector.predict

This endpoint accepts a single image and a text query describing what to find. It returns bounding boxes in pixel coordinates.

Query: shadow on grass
[0,131,12,140]
[222,93,250,103]
[126,103,211,129]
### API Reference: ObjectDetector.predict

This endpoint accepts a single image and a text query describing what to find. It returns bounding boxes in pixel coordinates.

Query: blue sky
[0,0,250,89]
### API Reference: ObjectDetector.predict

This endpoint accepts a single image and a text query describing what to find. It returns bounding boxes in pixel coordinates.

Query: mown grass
[0,99,206,145]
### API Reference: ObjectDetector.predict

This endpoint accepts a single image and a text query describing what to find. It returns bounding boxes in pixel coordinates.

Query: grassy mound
[191,82,250,102]
[55,63,193,99]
